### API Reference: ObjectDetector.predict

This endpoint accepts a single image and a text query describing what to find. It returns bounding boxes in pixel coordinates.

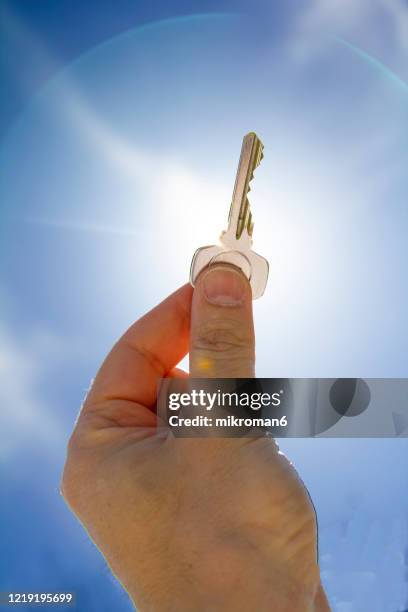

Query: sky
[1,1,408,610]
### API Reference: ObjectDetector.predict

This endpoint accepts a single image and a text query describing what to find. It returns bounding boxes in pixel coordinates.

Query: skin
[61,264,331,611]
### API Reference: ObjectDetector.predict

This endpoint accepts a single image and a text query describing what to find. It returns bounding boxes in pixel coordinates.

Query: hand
[61,265,330,611]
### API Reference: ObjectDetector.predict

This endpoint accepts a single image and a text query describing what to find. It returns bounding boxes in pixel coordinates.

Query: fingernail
[202,266,247,306]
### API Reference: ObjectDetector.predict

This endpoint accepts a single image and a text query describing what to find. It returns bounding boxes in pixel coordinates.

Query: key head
[190,245,269,299]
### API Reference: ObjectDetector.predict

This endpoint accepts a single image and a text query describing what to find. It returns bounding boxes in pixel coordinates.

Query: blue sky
[1,1,408,610]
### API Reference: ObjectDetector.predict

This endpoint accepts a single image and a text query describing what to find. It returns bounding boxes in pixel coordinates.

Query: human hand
[61,264,330,611]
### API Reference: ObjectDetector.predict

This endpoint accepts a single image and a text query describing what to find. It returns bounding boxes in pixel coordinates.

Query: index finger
[85,283,193,411]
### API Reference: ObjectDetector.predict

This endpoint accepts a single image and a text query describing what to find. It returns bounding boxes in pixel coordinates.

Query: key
[190,132,269,299]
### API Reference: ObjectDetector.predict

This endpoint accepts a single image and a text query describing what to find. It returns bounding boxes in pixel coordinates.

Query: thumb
[189,264,255,378]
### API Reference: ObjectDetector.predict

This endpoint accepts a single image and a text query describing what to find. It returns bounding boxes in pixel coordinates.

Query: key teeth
[233,132,264,241]
[256,154,263,168]
[248,211,254,237]
[249,149,263,181]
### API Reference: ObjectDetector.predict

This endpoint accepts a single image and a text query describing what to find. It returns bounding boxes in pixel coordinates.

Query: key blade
[228,132,264,240]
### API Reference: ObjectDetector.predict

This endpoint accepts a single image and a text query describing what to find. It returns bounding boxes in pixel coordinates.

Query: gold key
[190,132,269,299]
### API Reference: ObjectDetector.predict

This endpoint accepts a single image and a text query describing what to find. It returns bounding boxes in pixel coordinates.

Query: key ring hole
[209,250,252,281]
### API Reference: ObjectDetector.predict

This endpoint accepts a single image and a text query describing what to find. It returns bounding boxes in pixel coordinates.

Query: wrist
[129,580,329,612]
[126,548,330,611]
[313,583,331,612]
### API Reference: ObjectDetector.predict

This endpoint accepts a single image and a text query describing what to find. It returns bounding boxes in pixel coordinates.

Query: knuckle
[60,436,86,509]
[193,318,253,357]
[60,464,88,513]
[60,463,77,507]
